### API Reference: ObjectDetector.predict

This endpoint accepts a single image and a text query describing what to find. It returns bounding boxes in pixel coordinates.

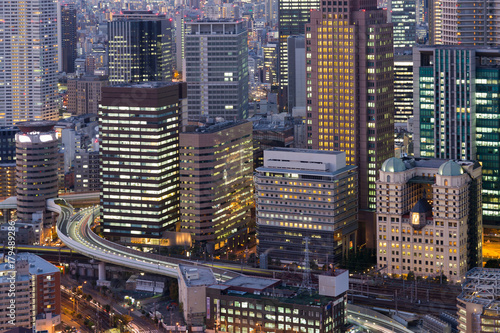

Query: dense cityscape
[1,0,500,332]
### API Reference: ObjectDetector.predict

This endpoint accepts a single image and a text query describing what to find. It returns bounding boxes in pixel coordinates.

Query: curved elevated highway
[50,199,239,281]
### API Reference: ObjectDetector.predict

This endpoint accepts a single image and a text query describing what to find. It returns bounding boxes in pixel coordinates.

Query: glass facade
[278,0,319,111]
[417,48,500,227]
[476,68,500,223]
[390,0,417,50]
[108,19,173,85]
[394,57,414,123]
[99,83,185,242]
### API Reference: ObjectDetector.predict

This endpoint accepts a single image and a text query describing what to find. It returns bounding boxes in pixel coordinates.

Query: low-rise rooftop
[178,264,217,287]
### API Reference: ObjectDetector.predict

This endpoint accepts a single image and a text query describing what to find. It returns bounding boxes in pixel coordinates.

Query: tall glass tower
[415,46,500,229]
[99,82,187,244]
[108,11,173,85]
[278,0,319,112]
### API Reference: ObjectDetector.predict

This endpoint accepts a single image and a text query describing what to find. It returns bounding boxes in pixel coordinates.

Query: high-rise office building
[175,13,186,72]
[388,0,417,51]
[60,4,77,73]
[262,43,278,84]
[108,11,173,85]
[255,148,358,266]
[99,82,187,244]
[15,122,58,227]
[184,20,249,120]
[0,127,19,198]
[429,0,500,46]
[67,75,109,115]
[74,150,99,192]
[306,0,395,246]
[394,54,414,123]
[287,35,306,111]
[179,121,253,252]
[377,157,482,282]
[0,0,58,126]
[278,0,319,111]
[414,47,500,229]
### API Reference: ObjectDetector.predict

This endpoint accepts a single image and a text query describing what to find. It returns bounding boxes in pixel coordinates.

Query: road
[53,201,262,281]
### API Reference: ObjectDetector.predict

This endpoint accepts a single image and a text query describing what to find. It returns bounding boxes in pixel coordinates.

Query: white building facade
[377,158,482,283]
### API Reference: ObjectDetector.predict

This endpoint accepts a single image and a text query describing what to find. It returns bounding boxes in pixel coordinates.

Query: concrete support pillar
[98,262,106,281]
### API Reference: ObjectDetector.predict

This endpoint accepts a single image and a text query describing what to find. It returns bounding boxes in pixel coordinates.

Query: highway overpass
[50,199,240,281]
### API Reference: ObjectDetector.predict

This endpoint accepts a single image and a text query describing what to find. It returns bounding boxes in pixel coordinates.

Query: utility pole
[395,290,398,315]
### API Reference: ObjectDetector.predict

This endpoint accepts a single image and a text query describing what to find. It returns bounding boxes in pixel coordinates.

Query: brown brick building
[306,1,395,247]
[179,121,253,252]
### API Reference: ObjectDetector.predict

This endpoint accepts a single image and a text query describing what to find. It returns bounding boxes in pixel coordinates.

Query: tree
[485,259,500,268]
[406,271,416,281]
[248,253,257,266]
[169,279,179,300]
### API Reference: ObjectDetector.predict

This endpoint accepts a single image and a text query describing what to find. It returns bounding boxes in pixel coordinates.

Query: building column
[98,262,106,281]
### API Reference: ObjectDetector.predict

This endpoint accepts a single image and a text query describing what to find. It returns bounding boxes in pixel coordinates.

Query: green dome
[381,157,406,173]
[438,161,463,176]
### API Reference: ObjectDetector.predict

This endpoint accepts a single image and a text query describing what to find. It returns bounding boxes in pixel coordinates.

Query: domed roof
[438,161,463,176]
[381,157,406,173]
[411,197,432,214]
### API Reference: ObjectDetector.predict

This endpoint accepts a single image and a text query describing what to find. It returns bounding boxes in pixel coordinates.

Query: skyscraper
[394,54,414,123]
[179,121,254,252]
[278,0,319,111]
[287,35,306,111]
[414,46,500,229]
[108,11,173,85]
[60,3,77,73]
[99,82,187,244]
[306,0,395,246]
[0,0,58,126]
[429,0,500,46]
[184,20,248,120]
[388,0,417,51]
[15,121,58,227]
[67,75,108,115]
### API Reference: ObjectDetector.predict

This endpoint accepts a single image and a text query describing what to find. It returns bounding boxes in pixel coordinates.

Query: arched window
[387,175,391,182]
[444,179,448,186]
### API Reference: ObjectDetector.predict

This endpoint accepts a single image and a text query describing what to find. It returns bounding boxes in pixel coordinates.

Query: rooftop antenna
[299,237,313,296]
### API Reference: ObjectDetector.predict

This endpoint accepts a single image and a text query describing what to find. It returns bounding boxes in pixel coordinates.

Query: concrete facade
[179,121,254,251]
[255,148,358,266]
[15,122,58,227]
[377,158,483,282]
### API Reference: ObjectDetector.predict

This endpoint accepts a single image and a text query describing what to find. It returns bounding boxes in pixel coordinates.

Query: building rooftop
[178,264,217,287]
[438,160,464,176]
[111,81,180,89]
[222,276,280,291]
[17,121,56,133]
[458,268,500,313]
[268,147,343,155]
[382,157,476,173]
[257,165,356,178]
[183,120,249,134]
[16,253,60,275]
